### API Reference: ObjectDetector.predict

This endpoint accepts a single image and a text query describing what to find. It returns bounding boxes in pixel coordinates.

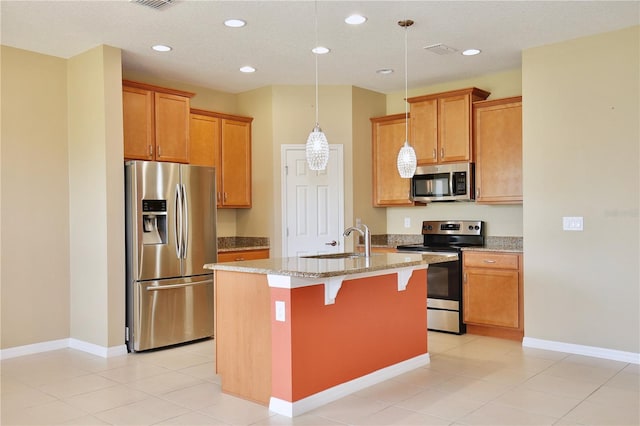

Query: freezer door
[181,164,217,276]
[132,276,214,351]
[127,161,182,281]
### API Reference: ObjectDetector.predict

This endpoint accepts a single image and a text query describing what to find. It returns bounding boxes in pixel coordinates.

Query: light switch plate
[562,216,584,231]
[404,217,411,228]
[275,301,286,322]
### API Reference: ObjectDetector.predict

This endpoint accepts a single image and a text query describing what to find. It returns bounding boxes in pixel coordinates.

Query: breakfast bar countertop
[204,252,457,279]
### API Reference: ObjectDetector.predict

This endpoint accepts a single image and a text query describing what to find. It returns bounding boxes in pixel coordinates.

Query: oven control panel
[422,220,483,236]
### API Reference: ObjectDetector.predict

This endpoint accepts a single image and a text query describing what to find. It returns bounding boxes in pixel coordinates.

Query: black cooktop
[397,220,485,252]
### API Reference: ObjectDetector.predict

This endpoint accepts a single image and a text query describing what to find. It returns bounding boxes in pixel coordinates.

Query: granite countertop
[364,235,523,254]
[204,252,457,279]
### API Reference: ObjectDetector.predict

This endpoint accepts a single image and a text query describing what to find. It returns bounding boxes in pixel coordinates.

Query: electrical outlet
[404,217,411,228]
[562,216,584,231]
[275,301,286,322]
[355,217,361,227]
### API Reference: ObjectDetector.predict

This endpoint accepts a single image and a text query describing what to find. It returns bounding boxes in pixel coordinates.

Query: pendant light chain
[305,0,329,171]
[314,0,319,126]
[404,21,408,144]
[396,19,417,179]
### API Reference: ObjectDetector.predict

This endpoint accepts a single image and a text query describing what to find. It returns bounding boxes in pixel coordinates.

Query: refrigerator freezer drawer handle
[174,184,182,258]
[145,281,211,291]
[182,183,188,259]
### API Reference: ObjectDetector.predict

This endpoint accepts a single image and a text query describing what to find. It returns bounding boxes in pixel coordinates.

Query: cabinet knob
[483,259,497,264]
[432,148,436,159]
[440,148,445,158]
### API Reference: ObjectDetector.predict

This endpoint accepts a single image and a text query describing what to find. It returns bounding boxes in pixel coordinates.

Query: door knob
[325,240,338,246]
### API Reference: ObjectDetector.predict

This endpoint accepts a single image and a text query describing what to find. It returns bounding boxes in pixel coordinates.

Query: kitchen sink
[301,252,364,260]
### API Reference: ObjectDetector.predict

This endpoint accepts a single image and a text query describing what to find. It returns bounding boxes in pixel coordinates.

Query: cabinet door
[474,98,522,203]
[410,99,438,165]
[155,92,190,163]
[123,86,154,160]
[372,115,413,206]
[463,268,520,328]
[220,119,251,207]
[189,114,222,205]
[438,94,471,163]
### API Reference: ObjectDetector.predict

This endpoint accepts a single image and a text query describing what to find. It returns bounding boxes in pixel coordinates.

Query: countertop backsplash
[217,236,270,251]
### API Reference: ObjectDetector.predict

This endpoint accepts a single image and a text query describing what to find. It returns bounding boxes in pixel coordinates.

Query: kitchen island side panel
[271,269,427,402]
[215,270,272,405]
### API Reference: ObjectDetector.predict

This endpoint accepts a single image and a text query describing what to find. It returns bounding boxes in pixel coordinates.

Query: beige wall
[522,26,639,353]
[352,87,388,233]
[1,46,71,348]
[384,69,524,237]
[67,45,124,348]
[236,86,274,240]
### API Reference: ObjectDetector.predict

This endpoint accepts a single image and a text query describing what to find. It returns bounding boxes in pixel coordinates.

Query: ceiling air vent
[423,43,458,55]
[131,0,173,10]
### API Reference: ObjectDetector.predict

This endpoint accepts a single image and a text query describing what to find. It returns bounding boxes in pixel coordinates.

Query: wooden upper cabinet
[409,99,438,163]
[473,96,523,204]
[122,80,194,163]
[409,87,490,165]
[123,86,154,160]
[371,114,413,207]
[189,110,253,208]
[154,92,190,163]
[189,113,220,168]
[221,118,252,208]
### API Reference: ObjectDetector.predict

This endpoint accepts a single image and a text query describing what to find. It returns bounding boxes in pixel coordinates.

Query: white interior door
[282,145,344,257]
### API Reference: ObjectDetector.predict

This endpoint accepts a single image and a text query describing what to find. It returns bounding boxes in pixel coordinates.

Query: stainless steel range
[397,220,484,334]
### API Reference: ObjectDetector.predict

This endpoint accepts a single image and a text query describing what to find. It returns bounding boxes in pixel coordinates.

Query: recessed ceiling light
[151,44,172,52]
[312,46,330,54]
[224,19,246,28]
[376,68,394,75]
[345,14,367,25]
[239,66,256,73]
[462,48,481,56]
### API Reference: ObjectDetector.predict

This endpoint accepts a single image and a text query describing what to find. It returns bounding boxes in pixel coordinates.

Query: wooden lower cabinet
[217,248,269,263]
[463,251,523,340]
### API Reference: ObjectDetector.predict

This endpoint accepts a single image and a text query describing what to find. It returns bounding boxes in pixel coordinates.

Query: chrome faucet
[343,223,371,258]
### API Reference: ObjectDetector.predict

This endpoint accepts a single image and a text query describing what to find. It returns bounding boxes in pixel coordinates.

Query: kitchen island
[204,252,456,417]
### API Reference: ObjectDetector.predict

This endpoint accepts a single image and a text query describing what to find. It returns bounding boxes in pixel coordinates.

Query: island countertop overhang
[204,252,457,278]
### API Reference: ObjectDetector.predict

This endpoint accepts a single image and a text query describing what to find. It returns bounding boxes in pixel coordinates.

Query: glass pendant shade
[306,125,329,170]
[397,140,417,178]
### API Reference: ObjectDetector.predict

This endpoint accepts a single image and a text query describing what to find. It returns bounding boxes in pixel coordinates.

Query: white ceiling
[1,1,638,94]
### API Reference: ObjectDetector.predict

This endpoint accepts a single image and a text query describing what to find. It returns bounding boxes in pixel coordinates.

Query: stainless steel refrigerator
[125,161,217,352]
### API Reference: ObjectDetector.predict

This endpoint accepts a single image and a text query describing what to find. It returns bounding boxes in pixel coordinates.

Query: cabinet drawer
[217,249,269,263]
[463,252,519,269]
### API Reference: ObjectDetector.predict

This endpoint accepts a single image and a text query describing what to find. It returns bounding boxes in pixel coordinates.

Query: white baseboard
[1,338,127,360]
[269,353,430,417]
[523,337,640,364]
[68,339,128,358]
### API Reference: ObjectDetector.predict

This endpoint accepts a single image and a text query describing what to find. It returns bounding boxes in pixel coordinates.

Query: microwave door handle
[449,174,454,196]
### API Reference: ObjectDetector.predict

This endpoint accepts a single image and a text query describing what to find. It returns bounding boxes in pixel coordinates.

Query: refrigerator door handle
[174,184,182,259]
[145,280,210,291]
[181,183,188,259]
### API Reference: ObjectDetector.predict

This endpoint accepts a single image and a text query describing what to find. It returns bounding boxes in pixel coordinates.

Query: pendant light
[396,19,417,178]
[306,1,329,171]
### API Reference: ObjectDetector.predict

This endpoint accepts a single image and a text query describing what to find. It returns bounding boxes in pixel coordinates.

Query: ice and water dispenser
[141,199,167,245]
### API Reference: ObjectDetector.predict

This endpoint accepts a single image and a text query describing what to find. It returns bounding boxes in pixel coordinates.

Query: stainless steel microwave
[411,163,474,202]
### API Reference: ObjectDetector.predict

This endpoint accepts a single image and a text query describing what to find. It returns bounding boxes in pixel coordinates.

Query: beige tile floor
[1,332,638,425]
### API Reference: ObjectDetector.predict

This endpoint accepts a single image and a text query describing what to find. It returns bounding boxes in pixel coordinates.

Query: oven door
[425,256,460,305]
